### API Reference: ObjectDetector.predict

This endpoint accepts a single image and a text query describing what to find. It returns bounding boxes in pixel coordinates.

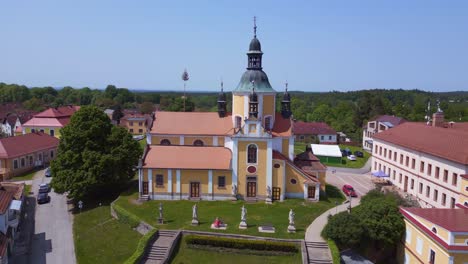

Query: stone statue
[159,203,163,219]
[267,186,272,198]
[241,205,247,221]
[288,209,295,225]
[232,184,238,195]
[192,204,198,219]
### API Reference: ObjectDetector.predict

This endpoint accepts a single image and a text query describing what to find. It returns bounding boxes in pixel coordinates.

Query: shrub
[124,229,157,264]
[321,211,364,248]
[185,235,299,253]
[113,202,140,228]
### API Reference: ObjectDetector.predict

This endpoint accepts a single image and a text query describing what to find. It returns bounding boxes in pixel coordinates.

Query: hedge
[327,239,340,264]
[124,229,158,264]
[185,235,299,253]
[112,202,140,228]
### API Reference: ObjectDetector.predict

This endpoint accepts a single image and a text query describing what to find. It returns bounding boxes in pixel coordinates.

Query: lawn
[24,185,32,195]
[115,186,344,239]
[11,169,40,181]
[294,142,370,169]
[138,139,147,151]
[73,203,142,264]
[170,236,302,264]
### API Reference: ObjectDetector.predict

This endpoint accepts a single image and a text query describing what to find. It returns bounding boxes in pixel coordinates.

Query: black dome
[283,90,290,101]
[249,90,258,102]
[249,37,261,51]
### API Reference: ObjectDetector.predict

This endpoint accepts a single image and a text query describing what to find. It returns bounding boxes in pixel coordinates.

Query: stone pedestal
[239,220,247,229]
[265,198,272,204]
[287,224,296,233]
[231,195,238,201]
[158,218,164,224]
[191,218,199,226]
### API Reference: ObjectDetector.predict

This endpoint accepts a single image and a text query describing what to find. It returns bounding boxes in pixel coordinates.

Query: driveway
[28,170,76,264]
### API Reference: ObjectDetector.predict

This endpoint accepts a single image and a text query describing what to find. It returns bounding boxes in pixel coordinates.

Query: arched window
[235,116,242,129]
[431,227,437,234]
[160,139,171,146]
[264,116,272,130]
[247,144,257,164]
[193,140,204,146]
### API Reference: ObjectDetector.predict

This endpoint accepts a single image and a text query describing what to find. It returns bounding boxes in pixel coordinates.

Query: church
[138,23,325,202]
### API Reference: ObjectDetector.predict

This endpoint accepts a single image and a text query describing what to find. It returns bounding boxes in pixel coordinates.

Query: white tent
[311,144,342,158]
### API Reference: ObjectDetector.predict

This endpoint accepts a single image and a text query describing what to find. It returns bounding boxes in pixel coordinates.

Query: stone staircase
[143,230,179,264]
[305,241,333,264]
[139,194,150,201]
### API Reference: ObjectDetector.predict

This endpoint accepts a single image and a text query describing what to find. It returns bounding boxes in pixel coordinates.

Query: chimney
[432,111,444,127]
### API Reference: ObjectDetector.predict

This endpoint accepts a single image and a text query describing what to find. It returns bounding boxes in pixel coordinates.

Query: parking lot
[326,170,375,197]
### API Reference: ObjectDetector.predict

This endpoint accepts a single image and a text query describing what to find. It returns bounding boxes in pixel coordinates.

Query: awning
[9,200,22,211]
[372,170,389,178]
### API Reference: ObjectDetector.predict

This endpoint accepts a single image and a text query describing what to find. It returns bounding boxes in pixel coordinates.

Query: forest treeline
[1,82,467,141]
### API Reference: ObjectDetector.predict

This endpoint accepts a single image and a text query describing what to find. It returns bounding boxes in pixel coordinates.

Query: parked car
[39,183,50,193]
[342,184,357,197]
[341,149,352,157]
[45,167,52,177]
[354,151,364,158]
[37,192,51,204]
[347,155,357,161]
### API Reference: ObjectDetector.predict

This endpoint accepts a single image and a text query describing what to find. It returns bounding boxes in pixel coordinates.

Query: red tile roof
[293,121,336,135]
[0,191,13,214]
[151,112,235,136]
[143,145,232,170]
[0,132,59,159]
[273,151,319,183]
[403,207,468,232]
[0,182,24,200]
[271,113,292,137]
[294,150,327,171]
[373,122,468,165]
[23,106,79,128]
[34,105,80,118]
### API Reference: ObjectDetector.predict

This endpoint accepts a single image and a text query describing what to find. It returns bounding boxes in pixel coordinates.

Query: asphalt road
[29,170,76,264]
[326,170,375,197]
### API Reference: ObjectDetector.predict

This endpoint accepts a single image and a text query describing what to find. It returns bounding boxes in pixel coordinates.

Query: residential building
[138,24,322,202]
[0,112,36,138]
[294,149,327,191]
[120,112,152,135]
[22,105,80,138]
[0,182,24,263]
[293,121,337,144]
[372,112,468,209]
[362,115,406,151]
[400,207,468,264]
[0,133,59,180]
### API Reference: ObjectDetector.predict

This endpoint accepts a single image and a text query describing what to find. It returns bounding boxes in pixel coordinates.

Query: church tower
[232,17,276,133]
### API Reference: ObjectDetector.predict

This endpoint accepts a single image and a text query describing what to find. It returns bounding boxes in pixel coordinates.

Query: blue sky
[1,1,467,92]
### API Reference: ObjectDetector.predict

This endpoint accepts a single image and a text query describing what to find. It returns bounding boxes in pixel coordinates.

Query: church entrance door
[272,187,281,201]
[307,186,316,199]
[142,182,149,195]
[190,182,200,198]
[247,182,256,197]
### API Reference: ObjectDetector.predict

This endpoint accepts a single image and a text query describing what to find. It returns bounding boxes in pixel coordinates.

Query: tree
[139,102,154,114]
[112,104,124,124]
[322,212,364,248]
[51,106,142,200]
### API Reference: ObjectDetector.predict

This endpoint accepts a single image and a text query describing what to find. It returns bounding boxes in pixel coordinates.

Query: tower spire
[253,16,257,37]
[285,81,288,92]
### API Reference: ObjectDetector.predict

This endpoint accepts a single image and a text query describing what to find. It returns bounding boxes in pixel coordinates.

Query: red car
[342,184,357,197]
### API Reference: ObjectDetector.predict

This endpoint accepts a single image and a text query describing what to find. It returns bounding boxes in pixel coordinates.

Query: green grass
[24,185,32,195]
[115,187,344,239]
[294,142,370,169]
[170,236,302,264]
[74,203,142,264]
[138,139,147,151]
[327,239,341,264]
[11,169,39,181]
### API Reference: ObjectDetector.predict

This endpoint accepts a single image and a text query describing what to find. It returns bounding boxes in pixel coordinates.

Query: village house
[22,105,80,138]
[0,112,36,138]
[293,121,337,144]
[362,115,406,151]
[120,111,153,135]
[0,182,24,263]
[0,133,59,180]
[372,111,468,209]
[138,25,323,202]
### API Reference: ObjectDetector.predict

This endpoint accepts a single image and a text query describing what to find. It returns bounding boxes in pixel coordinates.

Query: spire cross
[221,80,224,92]
[253,16,257,37]
[285,81,288,92]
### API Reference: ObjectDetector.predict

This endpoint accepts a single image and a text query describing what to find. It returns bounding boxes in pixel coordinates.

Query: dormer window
[431,227,437,234]
[193,140,204,146]
[160,139,171,146]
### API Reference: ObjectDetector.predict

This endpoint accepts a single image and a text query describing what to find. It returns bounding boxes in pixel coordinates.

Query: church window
[193,140,204,146]
[264,116,271,130]
[160,139,171,145]
[235,116,242,129]
[14,160,18,169]
[156,175,164,186]
[290,179,297,184]
[21,158,25,167]
[218,176,226,188]
[247,144,257,164]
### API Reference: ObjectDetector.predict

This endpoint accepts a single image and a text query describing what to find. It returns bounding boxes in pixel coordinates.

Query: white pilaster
[281,161,286,201]
[315,183,320,200]
[244,95,249,120]
[179,136,185,145]
[148,169,153,194]
[303,183,308,199]
[146,133,151,145]
[213,136,218,147]
[266,140,273,190]
[288,136,295,160]
[138,168,142,194]
[168,169,172,193]
[232,138,238,187]
[176,169,181,193]
[208,170,213,195]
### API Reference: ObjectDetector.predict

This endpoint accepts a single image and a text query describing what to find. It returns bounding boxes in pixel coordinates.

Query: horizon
[2,1,468,92]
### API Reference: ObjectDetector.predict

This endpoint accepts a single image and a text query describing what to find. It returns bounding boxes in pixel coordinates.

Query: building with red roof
[293,121,337,144]
[0,182,24,262]
[139,24,322,202]
[399,207,468,264]
[21,105,80,138]
[0,132,59,180]
[362,115,406,151]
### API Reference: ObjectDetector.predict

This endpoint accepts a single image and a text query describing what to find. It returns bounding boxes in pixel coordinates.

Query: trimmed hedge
[185,235,299,253]
[327,239,340,264]
[123,229,158,264]
[112,202,140,228]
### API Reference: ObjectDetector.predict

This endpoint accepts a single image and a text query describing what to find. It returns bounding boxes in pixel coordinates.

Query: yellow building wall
[413,215,450,242]
[452,253,468,264]
[180,170,208,195]
[458,178,468,205]
[272,160,285,191]
[151,169,168,192]
[237,141,267,197]
[282,138,289,157]
[285,163,304,193]
[218,137,225,146]
[212,170,232,195]
[454,234,468,244]
[24,126,62,138]
[151,136,180,145]
[184,136,213,146]
[262,95,275,119]
[143,169,148,182]
[233,95,245,120]
[124,120,146,135]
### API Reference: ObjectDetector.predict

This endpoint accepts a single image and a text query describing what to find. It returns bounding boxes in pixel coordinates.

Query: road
[326,169,375,197]
[28,170,76,264]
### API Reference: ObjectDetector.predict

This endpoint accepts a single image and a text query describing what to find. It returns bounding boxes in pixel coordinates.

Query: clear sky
[1,1,468,92]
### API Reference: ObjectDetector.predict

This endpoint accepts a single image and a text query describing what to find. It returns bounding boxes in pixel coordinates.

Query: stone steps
[305,240,333,264]
[143,230,179,264]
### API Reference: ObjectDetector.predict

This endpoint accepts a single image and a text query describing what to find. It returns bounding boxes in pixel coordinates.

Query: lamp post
[348,196,353,213]
[335,201,338,214]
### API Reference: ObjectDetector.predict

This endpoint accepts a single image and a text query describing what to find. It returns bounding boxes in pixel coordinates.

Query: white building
[372,113,468,209]
[362,115,405,151]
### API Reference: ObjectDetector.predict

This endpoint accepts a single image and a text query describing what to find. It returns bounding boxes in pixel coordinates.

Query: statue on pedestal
[287,209,296,233]
[239,205,248,229]
[158,203,164,224]
[191,203,199,225]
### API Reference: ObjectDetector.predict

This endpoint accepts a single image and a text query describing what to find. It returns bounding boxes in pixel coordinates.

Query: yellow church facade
[138,25,322,202]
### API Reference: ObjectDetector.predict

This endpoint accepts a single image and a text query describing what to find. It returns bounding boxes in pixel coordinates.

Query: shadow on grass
[320,184,345,203]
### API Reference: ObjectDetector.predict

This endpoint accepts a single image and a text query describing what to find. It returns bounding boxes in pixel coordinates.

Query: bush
[113,202,140,228]
[124,229,157,264]
[185,235,299,253]
[321,212,364,248]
